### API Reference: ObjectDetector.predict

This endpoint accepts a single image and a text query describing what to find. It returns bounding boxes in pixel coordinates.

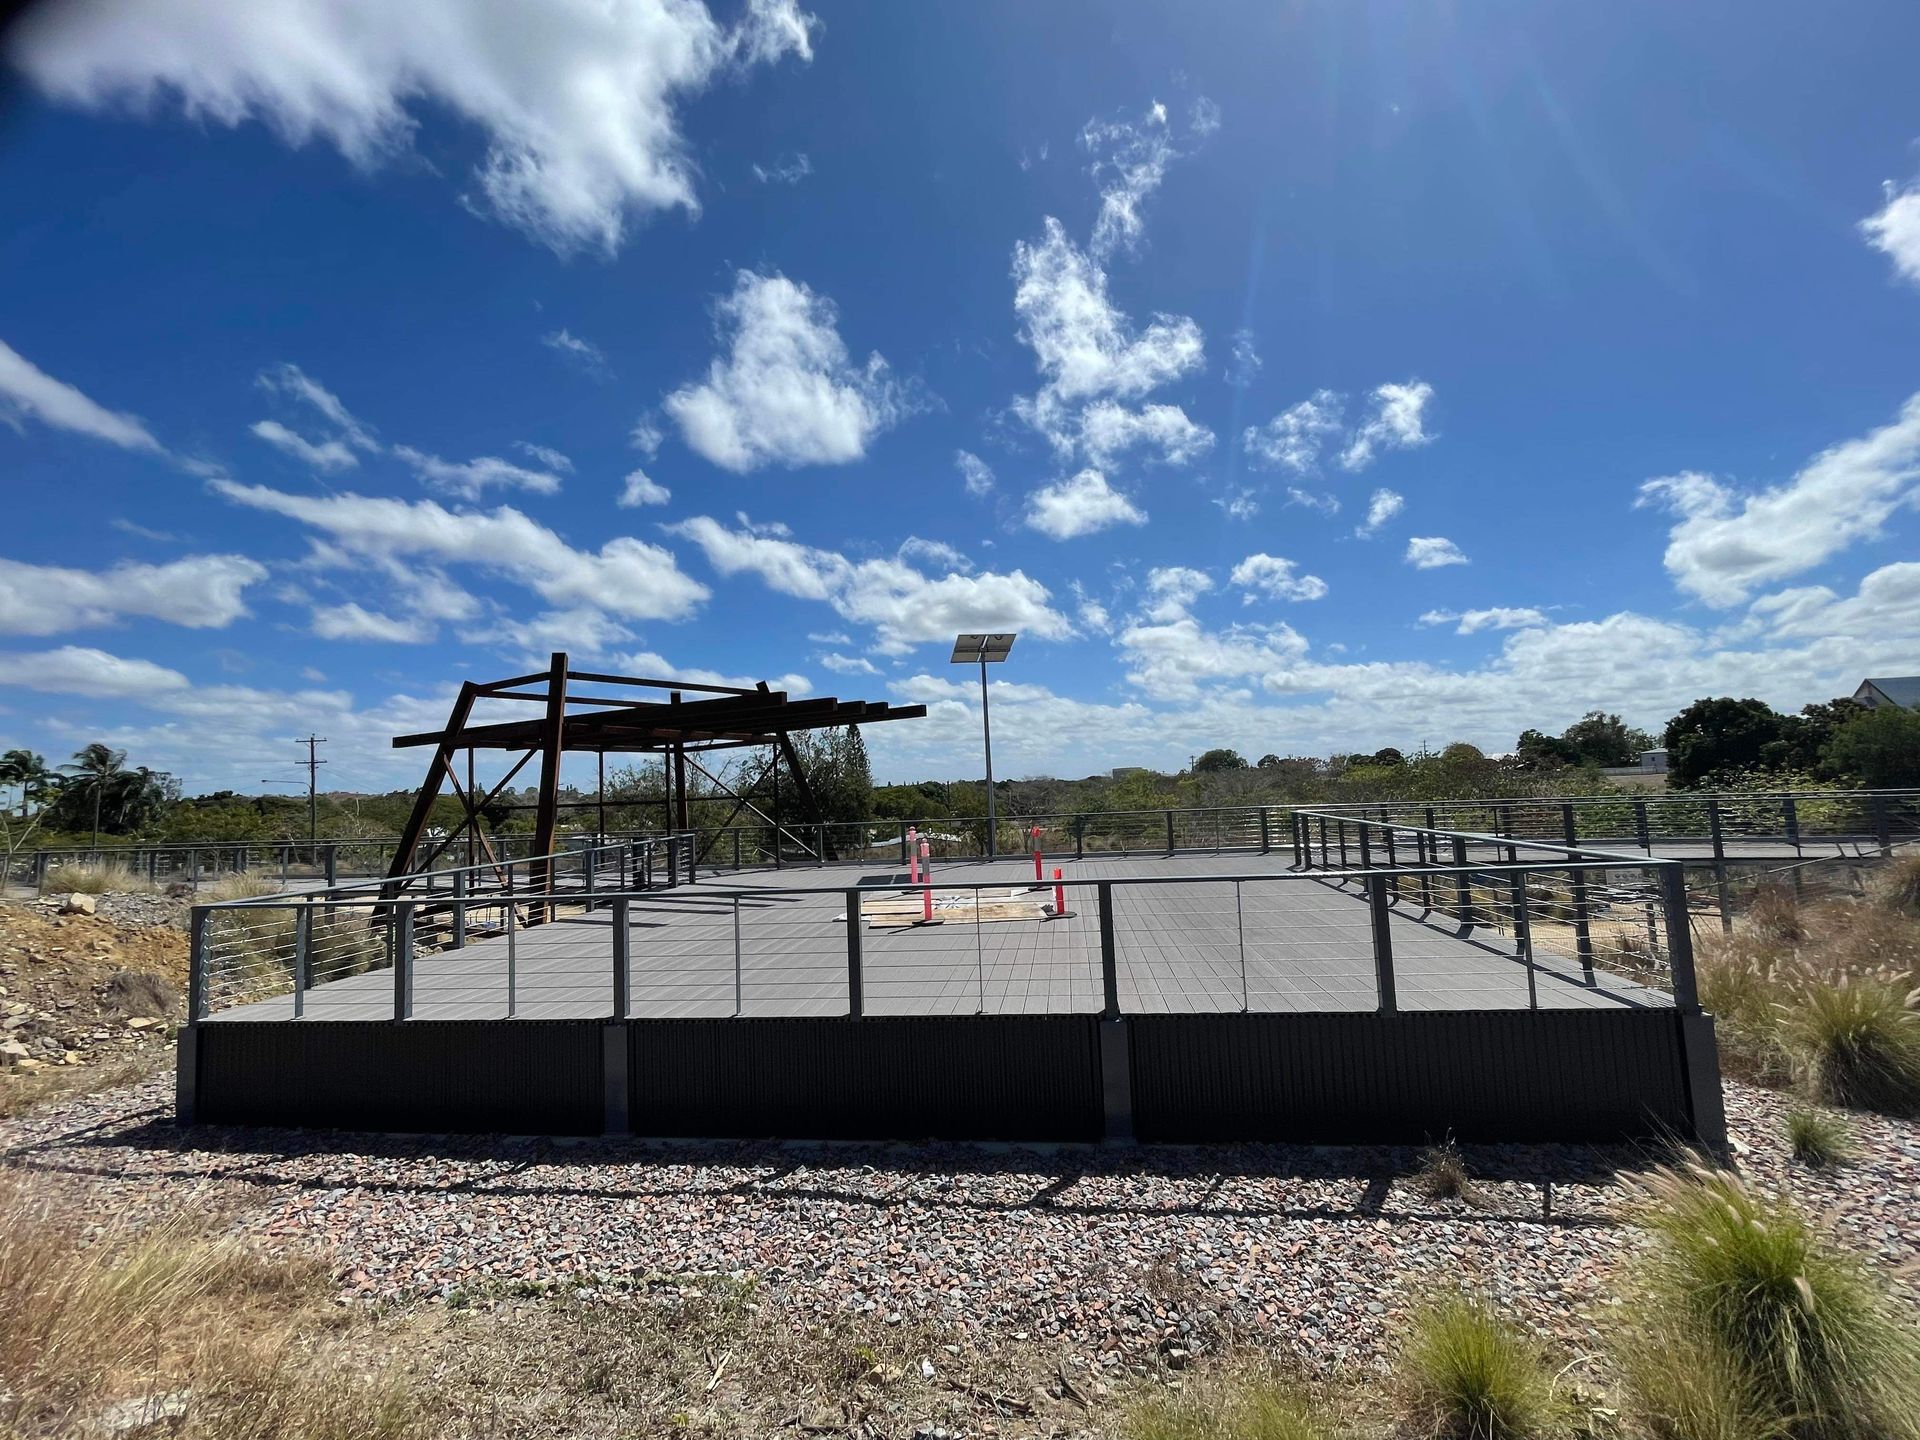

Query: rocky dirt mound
[0,900,185,1090]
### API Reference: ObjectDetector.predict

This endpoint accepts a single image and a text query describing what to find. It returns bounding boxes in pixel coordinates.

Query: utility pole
[299,736,328,843]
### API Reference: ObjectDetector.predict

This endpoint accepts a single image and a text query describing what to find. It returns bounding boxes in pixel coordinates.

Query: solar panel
[950,632,1017,663]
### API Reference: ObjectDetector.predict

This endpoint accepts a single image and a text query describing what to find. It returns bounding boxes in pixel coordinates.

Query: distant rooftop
[1855,676,1920,709]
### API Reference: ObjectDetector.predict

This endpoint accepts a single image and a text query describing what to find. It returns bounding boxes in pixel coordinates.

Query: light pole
[950,632,1016,859]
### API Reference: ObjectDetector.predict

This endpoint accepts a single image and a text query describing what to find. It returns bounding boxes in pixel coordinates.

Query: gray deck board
[206,853,1673,1023]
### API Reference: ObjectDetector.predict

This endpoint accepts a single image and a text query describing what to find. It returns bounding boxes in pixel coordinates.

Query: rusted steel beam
[529,652,569,916]
[386,680,480,882]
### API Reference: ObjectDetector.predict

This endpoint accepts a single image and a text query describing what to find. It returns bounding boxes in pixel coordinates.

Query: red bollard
[1032,826,1044,885]
[917,839,938,925]
[1053,867,1066,914]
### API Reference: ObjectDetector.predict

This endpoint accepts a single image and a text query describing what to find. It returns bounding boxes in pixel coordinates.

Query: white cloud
[1244,391,1343,472]
[311,603,435,644]
[9,0,815,254]
[393,444,565,499]
[255,363,376,451]
[955,449,995,497]
[752,152,811,185]
[1081,102,1174,259]
[1406,536,1469,569]
[514,441,573,473]
[1215,490,1259,522]
[611,650,810,696]
[897,537,970,572]
[1637,392,1920,606]
[461,607,637,660]
[1078,399,1214,468]
[1338,381,1435,471]
[0,338,162,452]
[0,645,190,699]
[1862,180,1920,287]
[1117,615,1310,701]
[807,631,852,645]
[1225,329,1261,388]
[213,480,708,621]
[1023,469,1146,540]
[1285,487,1340,516]
[1355,487,1404,538]
[542,328,608,372]
[618,468,671,507]
[1229,554,1328,603]
[0,554,265,635]
[664,270,909,471]
[665,514,1072,653]
[250,419,356,472]
[819,652,879,675]
[1010,216,1206,458]
[1143,566,1213,621]
[1418,607,1548,634]
[629,417,665,457]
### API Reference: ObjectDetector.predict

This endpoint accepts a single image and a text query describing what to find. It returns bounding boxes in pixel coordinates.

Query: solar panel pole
[952,633,1016,861]
[980,652,996,859]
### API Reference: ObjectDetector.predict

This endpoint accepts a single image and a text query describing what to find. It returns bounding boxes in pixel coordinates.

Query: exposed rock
[61,893,98,916]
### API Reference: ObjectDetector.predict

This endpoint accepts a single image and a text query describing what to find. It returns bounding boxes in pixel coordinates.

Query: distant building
[1110,766,1151,779]
[1853,676,1920,710]
[1638,748,1669,773]
[1600,748,1669,792]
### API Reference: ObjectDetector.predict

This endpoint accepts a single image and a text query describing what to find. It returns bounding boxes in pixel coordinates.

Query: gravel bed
[4,1078,1916,1377]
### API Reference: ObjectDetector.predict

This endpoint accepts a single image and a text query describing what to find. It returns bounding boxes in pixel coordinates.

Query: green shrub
[1779,975,1920,1114]
[1785,1107,1851,1168]
[1626,1165,1920,1438]
[1398,1291,1562,1438]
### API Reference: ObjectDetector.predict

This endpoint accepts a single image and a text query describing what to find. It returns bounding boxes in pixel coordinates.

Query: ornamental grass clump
[1784,1107,1852,1168]
[1778,973,1920,1115]
[1619,1164,1920,1439]
[1398,1291,1563,1439]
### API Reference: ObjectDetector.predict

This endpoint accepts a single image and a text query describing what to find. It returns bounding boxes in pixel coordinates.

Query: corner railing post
[394,903,415,1020]
[845,888,864,1017]
[1366,874,1397,1014]
[292,905,310,1018]
[1661,864,1701,1013]
[1707,799,1732,933]
[188,906,209,1022]
[612,895,630,1019]
[1097,881,1120,1019]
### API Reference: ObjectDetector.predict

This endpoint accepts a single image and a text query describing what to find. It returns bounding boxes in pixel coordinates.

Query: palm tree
[0,749,53,818]
[61,743,127,849]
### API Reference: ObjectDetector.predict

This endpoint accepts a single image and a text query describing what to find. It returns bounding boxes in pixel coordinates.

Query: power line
[298,736,328,842]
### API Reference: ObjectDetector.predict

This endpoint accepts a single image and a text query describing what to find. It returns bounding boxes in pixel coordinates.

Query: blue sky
[2,0,1919,793]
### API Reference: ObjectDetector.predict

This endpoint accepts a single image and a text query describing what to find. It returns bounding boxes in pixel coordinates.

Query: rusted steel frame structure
[384,652,924,904]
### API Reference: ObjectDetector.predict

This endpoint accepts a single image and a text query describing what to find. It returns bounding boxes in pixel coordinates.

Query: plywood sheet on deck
[862,887,1049,929]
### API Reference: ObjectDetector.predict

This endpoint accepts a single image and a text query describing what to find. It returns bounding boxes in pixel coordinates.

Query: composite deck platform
[206,853,1671,1023]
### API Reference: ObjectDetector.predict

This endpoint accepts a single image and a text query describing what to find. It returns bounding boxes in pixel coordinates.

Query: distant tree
[1370,747,1406,767]
[787,725,874,823]
[1193,748,1248,773]
[1560,711,1653,768]
[1438,742,1485,764]
[57,742,125,847]
[1821,705,1920,788]
[1256,753,1281,769]
[1663,697,1789,788]
[1515,728,1581,770]
[1766,698,1868,775]
[0,749,54,817]
[44,745,177,843]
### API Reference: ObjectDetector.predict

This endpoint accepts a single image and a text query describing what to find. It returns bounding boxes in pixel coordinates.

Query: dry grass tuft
[0,1174,421,1438]
[1411,1136,1483,1207]
[1785,1106,1852,1168]
[42,861,158,895]
[1778,973,1920,1115]
[1126,1373,1335,1440]
[1871,853,1920,919]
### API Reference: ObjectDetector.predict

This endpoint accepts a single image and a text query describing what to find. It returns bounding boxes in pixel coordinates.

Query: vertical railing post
[292,905,310,1018]
[1707,799,1732,933]
[1872,794,1893,858]
[734,829,742,871]
[612,895,630,1019]
[732,895,744,1016]
[845,889,864,1017]
[325,843,338,886]
[1783,797,1801,855]
[1317,815,1328,868]
[1235,880,1248,1012]
[1358,824,1372,872]
[815,823,827,867]
[1417,829,1433,911]
[1337,819,1348,869]
[187,906,209,1022]
[1258,806,1270,855]
[1661,865,1701,1013]
[1097,881,1120,1019]
[667,836,679,888]
[1560,805,1595,983]
[1367,875,1397,1014]
[1634,799,1651,854]
[1510,870,1539,1009]
[1452,836,1471,924]
[393,903,415,1021]
[898,822,909,866]
[1074,814,1087,861]
[505,897,517,1017]
[451,866,467,950]
[1164,809,1175,856]
[1383,822,1399,901]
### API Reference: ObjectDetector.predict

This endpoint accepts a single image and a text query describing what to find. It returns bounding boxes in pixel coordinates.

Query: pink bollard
[1032,826,1044,884]
[920,839,934,923]
[907,827,919,883]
